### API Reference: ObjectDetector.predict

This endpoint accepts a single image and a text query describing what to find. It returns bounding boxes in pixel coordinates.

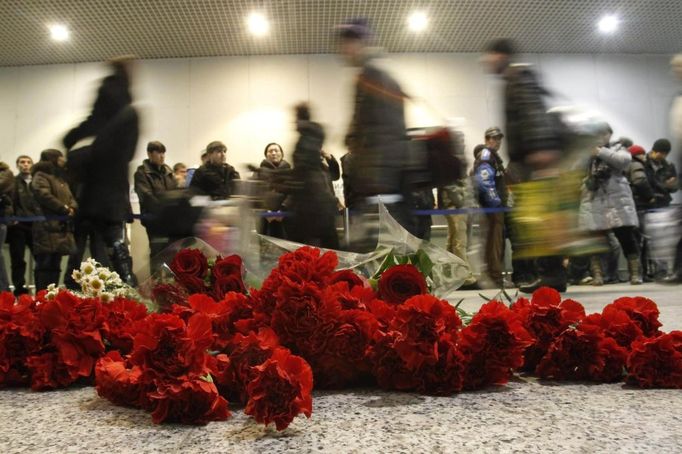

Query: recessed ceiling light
[48,24,69,42]
[407,11,428,32]
[247,12,269,37]
[598,15,619,34]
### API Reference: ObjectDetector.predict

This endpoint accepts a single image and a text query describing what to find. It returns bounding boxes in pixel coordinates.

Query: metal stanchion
[343,208,351,249]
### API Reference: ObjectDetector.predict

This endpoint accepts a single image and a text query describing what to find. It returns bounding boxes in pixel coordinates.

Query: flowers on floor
[1,246,681,432]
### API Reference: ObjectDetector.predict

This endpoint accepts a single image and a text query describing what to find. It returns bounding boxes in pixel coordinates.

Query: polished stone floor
[1,283,680,453]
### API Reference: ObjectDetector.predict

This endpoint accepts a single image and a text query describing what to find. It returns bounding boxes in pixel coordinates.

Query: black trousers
[7,223,32,294]
[34,253,62,291]
[610,226,639,257]
[63,217,110,289]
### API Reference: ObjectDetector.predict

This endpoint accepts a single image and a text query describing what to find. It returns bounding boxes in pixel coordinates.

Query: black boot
[111,241,138,287]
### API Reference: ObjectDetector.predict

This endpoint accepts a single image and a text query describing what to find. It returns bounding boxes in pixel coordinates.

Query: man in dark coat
[134,141,178,270]
[62,57,139,286]
[645,138,678,208]
[482,39,566,293]
[7,155,38,295]
[337,18,417,249]
[30,150,77,291]
[0,161,14,292]
[189,141,240,200]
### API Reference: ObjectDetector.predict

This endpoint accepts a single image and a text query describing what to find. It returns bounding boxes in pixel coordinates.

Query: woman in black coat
[62,57,139,286]
[259,142,291,239]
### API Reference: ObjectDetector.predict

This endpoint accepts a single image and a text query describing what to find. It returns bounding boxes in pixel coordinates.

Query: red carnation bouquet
[2,241,682,433]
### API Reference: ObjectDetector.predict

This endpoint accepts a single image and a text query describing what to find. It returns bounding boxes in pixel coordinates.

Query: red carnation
[378,264,427,305]
[368,330,464,395]
[169,248,209,279]
[149,378,231,425]
[276,246,338,285]
[536,324,627,382]
[94,351,151,409]
[187,292,254,350]
[226,328,281,402]
[102,298,149,354]
[604,297,662,338]
[34,292,108,388]
[206,353,236,395]
[627,331,682,388]
[0,293,44,386]
[270,281,340,356]
[460,300,533,390]
[25,352,75,390]
[581,308,644,350]
[245,347,313,431]
[130,313,213,380]
[510,290,585,371]
[310,309,378,388]
[390,295,462,370]
[326,269,365,289]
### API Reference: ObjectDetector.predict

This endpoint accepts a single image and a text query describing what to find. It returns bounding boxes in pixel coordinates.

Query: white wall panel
[0,52,678,175]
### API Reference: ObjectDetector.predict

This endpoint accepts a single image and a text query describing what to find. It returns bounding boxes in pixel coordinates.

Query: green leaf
[371,250,397,280]
[200,373,214,383]
[415,249,434,278]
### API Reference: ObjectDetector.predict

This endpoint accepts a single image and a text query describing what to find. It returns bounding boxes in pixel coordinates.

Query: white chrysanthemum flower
[71,269,83,283]
[98,269,111,281]
[89,277,104,292]
[100,292,114,303]
[80,261,96,276]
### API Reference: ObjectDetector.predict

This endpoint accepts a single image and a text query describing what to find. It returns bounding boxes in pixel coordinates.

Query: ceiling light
[48,24,69,42]
[598,15,619,34]
[407,11,428,33]
[247,12,269,37]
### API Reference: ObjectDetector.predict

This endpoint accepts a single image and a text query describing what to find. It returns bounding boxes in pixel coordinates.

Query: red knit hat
[628,145,646,156]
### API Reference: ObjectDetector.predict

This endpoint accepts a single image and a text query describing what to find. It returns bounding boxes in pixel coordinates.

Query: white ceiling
[1,0,681,67]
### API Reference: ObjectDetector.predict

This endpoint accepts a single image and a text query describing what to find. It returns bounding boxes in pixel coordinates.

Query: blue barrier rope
[2,204,677,223]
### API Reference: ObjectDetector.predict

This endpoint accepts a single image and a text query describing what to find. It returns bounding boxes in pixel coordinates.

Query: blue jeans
[0,224,9,291]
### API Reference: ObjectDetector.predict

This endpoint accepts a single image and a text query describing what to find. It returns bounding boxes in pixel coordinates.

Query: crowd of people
[0,20,681,296]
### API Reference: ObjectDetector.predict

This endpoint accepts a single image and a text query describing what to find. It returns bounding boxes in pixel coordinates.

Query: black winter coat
[259,159,291,211]
[645,155,678,208]
[134,159,177,216]
[289,121,337,227]
[627,155,656,210]
[189,163,240,200]
[12,176,39,218]
[503,64,561,181]
[63,69,138,223]
[31,162,77,255]
[0,162,14,220]
[345,63,409,196]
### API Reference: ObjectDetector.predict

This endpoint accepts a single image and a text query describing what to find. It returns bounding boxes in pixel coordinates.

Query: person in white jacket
[662,54,682,283]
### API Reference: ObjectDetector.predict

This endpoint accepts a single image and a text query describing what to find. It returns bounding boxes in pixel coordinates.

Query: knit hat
[335,17,373,40]
[652,138,671,153]
[628,145,646,157]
